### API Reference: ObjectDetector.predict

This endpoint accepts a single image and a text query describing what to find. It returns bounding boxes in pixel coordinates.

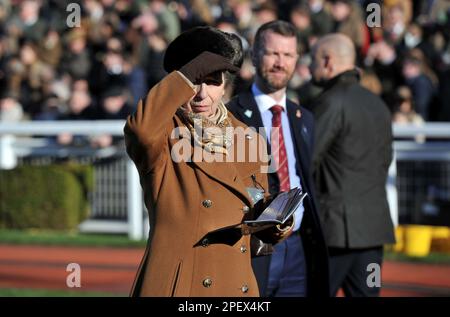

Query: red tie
[270,105,290,192]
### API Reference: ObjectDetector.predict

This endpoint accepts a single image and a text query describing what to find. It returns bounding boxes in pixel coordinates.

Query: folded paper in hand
[244,188,307,227]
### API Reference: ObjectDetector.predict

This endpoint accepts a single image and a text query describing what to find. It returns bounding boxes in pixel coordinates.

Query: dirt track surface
[1,244,449,297]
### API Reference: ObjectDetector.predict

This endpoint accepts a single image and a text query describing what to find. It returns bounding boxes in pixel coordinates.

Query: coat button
[201,238,209,247]
[202,278,212,288]
[240,245,247,253]
[241,285,249,293]
[202,199,212,208]
[242,206,250,213]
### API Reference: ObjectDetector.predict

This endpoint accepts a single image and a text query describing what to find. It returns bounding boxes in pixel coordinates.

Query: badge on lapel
[301,124,308,138]
[244,109,253,118]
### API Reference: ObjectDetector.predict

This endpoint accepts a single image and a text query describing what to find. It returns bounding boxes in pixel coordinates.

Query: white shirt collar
[251,83,287,113]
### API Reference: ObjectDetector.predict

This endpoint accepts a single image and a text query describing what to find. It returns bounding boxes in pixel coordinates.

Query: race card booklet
[244,188,307,227]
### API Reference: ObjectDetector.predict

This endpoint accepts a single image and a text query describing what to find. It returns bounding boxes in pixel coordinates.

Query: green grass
[0,229,146,248]
[0,288,126,297]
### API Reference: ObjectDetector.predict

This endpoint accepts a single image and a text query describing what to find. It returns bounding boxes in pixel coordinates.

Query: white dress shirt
[251,83,304,232]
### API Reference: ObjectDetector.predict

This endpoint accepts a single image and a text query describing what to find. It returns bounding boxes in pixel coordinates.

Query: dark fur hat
[163,26,243,73]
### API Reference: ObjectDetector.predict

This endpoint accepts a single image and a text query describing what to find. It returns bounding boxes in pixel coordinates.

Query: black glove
[179,51,239,84]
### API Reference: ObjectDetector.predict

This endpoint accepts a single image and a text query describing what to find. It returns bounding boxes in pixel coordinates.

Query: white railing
[0,120,125,136]
[393,123,450,138]
[1,121,450,239]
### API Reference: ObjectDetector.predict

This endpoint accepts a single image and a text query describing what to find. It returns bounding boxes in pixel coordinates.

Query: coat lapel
[286,101,311,184]
[234,92,267,141]
[172,115,257,207]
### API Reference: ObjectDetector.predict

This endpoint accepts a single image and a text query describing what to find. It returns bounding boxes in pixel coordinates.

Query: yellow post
[392,226,404,252]
[404,225,433,257]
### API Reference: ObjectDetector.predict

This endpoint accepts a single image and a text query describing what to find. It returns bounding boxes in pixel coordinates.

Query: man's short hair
[253,20,298,54]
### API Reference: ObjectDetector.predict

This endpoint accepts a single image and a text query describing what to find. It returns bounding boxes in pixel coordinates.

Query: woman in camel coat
[124,26,292,297]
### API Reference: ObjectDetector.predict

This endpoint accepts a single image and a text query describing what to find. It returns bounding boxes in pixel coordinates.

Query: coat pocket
[169,260,183,297]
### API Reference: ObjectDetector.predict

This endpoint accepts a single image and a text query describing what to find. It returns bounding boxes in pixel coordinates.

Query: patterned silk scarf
[177,101,233,155]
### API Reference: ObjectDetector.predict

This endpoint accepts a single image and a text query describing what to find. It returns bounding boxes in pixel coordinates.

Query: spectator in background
[392,86,424,124]
[437,63,450,121]
[90,86,133,148]
[62,89,96,121]
[420,0,450,25]
[0,33,10,92]
[0,1,11,26]
[89,47,128,96]
[290,3,313,55]
[365,40,403,105]
[383,4,409,44]
[397,23,437,63]
[57,87,96,147]
[7,0,47,43]
[329,0,368,56]
[61,29,92,81]
[402,49,437,121]
[122,52,147,106]
[133,10,168,89]
[215,17,251,101]
[38,28,62,68]
[87,6,122,55]
[149,0,181,42]
[97,85,133,120]
[227,0,255,39]
[383,0,412,26]
[392,86,426,143]
[82,0,104,21]
[47,74,73,111]
[252,1,278,29]
[13,41,49,117]
[0,90,24,122]
[34,94,65,121]
[0,0,446,126]
[175,0,215,30]
[308,0,333,37]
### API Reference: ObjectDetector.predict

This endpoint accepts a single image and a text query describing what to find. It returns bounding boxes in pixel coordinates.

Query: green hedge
[0,164,93,230]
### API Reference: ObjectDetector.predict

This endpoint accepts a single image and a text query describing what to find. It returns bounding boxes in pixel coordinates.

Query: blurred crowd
[0,0,449,147]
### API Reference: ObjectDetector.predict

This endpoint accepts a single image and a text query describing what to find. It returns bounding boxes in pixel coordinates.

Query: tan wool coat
[124,71,274,297]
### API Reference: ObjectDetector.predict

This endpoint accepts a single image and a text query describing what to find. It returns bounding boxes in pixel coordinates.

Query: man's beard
[257,67,294,92]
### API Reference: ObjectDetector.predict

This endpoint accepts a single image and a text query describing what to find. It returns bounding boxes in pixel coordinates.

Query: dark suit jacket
[227,89,330,297]
[311,70,396,249]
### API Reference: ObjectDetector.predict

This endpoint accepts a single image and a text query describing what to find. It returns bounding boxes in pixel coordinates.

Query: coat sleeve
[124,71,196,174]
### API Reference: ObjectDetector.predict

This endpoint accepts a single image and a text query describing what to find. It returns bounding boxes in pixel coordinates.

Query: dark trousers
[265,232,307,297]
[328,246,383,297]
